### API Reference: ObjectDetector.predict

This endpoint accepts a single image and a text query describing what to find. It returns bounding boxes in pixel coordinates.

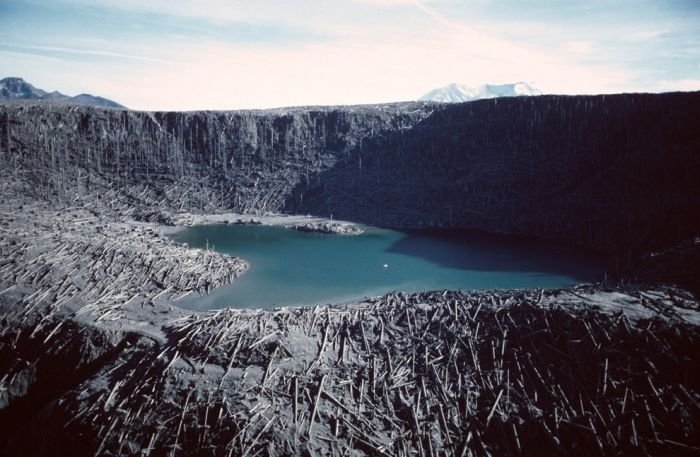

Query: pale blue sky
[1,0,698,110]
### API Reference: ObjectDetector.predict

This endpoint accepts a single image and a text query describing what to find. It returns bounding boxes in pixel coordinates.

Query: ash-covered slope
[294,93,700,259]
[0,102,437,214]
[1,92,699,262]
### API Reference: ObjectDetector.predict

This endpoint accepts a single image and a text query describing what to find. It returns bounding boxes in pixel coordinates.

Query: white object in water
[383,264,389,268]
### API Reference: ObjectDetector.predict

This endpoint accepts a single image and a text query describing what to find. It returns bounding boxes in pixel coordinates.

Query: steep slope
[1,92,699,263]
[294,93,700,260]
[0,102,437,214]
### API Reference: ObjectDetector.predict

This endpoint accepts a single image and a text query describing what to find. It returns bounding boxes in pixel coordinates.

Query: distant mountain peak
[0,76,47,99]
[0,76,125,109]
[419,82,542,103]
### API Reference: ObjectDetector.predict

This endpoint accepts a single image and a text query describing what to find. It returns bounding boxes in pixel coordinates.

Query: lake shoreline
[171,223,606,310]
[1,187,699,455]
[165,211,365,235]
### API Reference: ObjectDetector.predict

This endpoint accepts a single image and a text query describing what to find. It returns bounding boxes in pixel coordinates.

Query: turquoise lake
[171,224,605,309]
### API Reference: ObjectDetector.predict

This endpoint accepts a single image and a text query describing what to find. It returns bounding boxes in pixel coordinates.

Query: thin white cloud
[0,50,64,62]
[2,43,174,63]
[623,30,668,42]
[56,0,321,26]
[409,0,464,29]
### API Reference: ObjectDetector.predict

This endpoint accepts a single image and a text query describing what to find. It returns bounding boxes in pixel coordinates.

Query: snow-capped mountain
[419,82,542,103]
[0,77,125,108]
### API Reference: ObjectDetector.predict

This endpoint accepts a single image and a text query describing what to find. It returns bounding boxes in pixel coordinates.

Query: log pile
[0,200,246,327]
[16,288,695,456]
[0,180,698,454]
[290,221,364,235]
[0,185,247,412]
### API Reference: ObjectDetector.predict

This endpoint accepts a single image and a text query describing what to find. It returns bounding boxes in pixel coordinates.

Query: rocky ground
[1,175,699,456]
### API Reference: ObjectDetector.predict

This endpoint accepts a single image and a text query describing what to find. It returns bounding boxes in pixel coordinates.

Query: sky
[1,0,699,110]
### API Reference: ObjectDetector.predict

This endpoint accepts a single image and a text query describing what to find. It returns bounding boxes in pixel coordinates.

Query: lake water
[171,224,605,310]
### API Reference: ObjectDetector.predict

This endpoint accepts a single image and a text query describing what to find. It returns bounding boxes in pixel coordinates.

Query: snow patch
[419,82,542,103]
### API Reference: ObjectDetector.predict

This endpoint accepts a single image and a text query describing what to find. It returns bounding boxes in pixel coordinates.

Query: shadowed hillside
[2,92,699,264]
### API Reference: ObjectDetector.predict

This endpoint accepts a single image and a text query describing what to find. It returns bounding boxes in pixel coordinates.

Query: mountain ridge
[419,82,542,103]
[0,76,125,109]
